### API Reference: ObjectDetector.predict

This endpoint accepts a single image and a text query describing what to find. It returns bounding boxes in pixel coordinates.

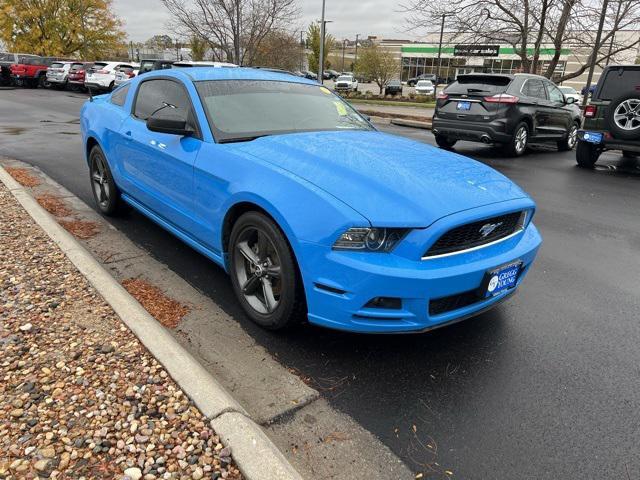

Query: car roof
[154,66,319,85]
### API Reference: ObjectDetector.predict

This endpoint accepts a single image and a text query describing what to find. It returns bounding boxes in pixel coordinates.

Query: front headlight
[332,227,409,252]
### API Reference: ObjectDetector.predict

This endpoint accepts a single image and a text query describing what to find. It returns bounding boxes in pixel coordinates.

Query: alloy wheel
[233,228,282,315]
[91,154,111,209]
[613,99,640,131]
[515,126,528,154]
[568,124,578,148]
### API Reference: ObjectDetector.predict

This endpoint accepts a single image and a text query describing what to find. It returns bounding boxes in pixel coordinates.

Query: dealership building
[370,30,640,90]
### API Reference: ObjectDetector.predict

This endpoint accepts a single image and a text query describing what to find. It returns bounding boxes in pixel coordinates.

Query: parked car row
[0,52,240,92]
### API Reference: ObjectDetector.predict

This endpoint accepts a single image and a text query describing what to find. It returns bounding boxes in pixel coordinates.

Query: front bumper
[298,212,541,333]
[432,117,513,143]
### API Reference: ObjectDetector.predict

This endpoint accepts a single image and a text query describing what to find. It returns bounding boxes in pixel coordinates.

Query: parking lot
[1,87,640,479]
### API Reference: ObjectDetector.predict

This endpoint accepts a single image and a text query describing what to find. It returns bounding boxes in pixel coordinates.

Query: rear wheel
[504,122,529,157]
[558,122,579,151]
[89,145,123,215]
[576,140,601,168]
[229,212,306,331]
[435,135,457,150]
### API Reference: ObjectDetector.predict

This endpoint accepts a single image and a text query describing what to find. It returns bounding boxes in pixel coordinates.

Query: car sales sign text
[454,45,500,57]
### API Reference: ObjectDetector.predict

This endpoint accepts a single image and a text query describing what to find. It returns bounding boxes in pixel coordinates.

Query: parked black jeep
[576,65,640,167]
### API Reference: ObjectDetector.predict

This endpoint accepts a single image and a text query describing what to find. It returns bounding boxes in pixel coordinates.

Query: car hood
[233,131,529,227]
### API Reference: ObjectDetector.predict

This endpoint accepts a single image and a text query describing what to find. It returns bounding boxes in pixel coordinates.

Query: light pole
[342,39,347,71]
[582,0,609,107]
[318,19,333,82]
[605,0,623,67]
[300,30,305,71]
[318,0,326,82]
[354,34,361,71]
[435,14,447,91]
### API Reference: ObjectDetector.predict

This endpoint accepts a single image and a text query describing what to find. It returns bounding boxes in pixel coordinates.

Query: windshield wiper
[218,134,270,144]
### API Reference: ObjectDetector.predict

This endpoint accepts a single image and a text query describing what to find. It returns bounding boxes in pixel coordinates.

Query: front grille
[424,211,523,258]
[429,290,479,316]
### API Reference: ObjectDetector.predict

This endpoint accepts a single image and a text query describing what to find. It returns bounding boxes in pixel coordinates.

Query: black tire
[108,81,115,92]
[503,122,529,157]
[408,81,415,87]
[229,212,306,331]
[435,135,457,149]
[558,122,580,151]
[607,93,640,140]
[89,145,123,215]
[576,140,602,168]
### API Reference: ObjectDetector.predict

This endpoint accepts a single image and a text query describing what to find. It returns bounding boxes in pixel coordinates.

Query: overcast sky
[112,0,420,43]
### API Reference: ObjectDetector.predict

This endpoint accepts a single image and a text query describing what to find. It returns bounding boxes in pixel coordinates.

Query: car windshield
[388,81,401,86]
[196,80,373,143]
[50,62,64,69]
[337,76,352,82]
[417,80,433,86]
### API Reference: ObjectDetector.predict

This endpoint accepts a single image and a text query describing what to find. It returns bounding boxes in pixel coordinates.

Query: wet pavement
[1,87,639,479]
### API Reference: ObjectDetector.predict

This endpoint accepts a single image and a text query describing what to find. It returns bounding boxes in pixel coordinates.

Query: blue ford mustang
[80,67,542,333]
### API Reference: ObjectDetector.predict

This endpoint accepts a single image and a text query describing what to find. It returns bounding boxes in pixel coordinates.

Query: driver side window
[546,83,565,104]
[133,79,198,133]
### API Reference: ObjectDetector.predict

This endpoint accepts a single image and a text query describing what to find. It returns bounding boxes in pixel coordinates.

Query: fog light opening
[364,297,402,309]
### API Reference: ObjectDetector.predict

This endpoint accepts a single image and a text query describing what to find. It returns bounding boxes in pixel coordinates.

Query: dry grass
[121,278,190,329]
[36,194,73,217]
[59,219,100,239]
[6,167,41,187]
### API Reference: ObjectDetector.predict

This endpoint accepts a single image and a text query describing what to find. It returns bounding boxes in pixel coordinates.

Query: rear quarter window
[111,84,130,107]
[445,75,512,95]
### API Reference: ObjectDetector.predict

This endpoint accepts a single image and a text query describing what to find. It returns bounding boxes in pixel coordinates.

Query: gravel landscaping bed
[0,182,242,480]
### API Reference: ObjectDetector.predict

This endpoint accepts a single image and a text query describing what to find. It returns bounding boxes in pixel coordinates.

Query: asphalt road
[2,87,640,479]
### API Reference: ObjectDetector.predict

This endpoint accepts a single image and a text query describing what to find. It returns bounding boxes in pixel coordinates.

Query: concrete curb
[390,118,432,130]
[0,165,304,480]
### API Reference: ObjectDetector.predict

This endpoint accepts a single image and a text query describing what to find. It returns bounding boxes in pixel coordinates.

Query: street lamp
[342,39,347,72]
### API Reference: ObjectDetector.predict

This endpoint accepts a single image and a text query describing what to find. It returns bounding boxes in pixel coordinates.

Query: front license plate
[457,101,471,111]
[484,261,522,297]
[582,131,603,144]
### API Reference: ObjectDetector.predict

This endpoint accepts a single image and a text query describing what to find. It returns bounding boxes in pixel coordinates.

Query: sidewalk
[0,181,242,479]
[352,102,434,120]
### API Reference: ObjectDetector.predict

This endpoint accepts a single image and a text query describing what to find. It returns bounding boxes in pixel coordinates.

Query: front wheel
[575,140,602,168]
[435,135,457,150]
[89,145,123,215]
[229,212,306,331]
[504,122,529,157]
[558,123,579,151]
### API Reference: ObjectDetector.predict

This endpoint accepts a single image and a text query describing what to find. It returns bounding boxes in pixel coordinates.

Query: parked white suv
[85,61,135,91]
[415,80,435,96]
[334,75,358,92]
[114,64,140,88]
[46,61,74,89]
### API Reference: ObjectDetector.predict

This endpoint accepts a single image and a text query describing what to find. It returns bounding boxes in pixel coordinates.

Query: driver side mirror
[565,96,576,105]
[146,111,194,136]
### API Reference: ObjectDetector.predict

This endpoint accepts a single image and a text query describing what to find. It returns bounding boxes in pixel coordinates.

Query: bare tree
[252,30,301,70]
[402,0,640,82]
[160,0,299,66]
